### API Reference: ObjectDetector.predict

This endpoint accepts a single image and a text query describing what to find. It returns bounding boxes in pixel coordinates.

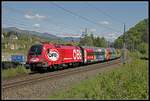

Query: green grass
[2,66,31,79]
[49,54,148,100]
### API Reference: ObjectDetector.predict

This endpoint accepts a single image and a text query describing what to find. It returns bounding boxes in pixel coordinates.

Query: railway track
[2,58,121,90]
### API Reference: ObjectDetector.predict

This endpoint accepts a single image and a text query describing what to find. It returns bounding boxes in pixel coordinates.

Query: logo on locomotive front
[73,49,82,60]
[47,49,59,61]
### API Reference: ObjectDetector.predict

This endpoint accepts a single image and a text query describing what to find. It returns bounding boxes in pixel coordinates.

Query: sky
[2,1,148,42]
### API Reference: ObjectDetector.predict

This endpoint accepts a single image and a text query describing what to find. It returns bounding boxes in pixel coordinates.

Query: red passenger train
[26,42,120,72]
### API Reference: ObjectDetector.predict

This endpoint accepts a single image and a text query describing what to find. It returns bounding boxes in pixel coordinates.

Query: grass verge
[49,56,148,99]
[2,66,30,79]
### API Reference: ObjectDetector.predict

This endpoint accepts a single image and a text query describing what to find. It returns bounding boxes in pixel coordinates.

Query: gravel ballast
[2,61,122,100]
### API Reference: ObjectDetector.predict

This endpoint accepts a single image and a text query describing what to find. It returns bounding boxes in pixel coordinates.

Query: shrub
[49,58,148,99]
[2,66,30,79]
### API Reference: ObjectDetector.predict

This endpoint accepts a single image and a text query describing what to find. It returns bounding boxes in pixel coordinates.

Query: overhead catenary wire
[4,6,75,33]
[3,19,32,29]
[3,6,79,36]
[3,19,70,36]
[3,3,123,39]
[86,2,124,25]
[3,17,81,38]
[51,2,122,33]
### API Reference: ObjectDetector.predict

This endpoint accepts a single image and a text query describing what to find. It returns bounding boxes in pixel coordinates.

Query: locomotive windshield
[29,44,43,55]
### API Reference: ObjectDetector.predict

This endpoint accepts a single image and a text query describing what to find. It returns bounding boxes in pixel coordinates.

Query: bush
[49,58,148,99]
[2,66,30,79]
[137,43,148,55]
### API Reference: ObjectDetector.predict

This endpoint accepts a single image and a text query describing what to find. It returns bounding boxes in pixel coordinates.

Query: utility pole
[122,23,126,64]
[85,28,88,46]
[85,28,88,35]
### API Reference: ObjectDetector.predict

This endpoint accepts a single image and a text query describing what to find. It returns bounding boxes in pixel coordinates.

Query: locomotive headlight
[30,58,39,62]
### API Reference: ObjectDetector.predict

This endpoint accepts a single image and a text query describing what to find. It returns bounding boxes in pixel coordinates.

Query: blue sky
[2,1,148,42]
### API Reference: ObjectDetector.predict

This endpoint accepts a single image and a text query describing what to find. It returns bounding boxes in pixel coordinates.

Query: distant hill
[2,27,60,40]
[62,37,80,42]
[2,27,81,61]
[2,27,80,42]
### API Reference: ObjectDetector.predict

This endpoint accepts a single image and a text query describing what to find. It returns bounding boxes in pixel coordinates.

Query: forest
[114,18,148,56]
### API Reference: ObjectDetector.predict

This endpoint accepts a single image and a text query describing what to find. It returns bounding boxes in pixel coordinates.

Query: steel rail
[2,58,121,90]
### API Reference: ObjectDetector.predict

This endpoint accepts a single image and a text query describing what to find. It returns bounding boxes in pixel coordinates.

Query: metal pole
[85,28,88,46]
[122,23,126,64]
[85,28,88,35]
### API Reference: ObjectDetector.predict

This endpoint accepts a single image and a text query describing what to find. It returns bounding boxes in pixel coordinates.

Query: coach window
[87,52,94,56]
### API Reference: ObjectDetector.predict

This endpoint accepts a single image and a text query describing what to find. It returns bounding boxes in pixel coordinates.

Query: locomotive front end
[26,44,48,71]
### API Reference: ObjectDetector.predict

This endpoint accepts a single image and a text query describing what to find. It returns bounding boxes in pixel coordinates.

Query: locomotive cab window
[29,44,43,55]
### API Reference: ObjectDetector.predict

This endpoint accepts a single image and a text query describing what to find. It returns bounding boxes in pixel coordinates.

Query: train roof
[80,46,106,49]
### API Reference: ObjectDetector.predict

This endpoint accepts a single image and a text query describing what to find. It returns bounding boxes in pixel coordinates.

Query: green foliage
[114,18,148,55]
[2,31,58,54]
[114,36,123,49]
[49,57,148,99]
[79,33,107,47]
[95,37,101,47]
[80,34,93,46]
[2,66,30,79]
[137,43,148,55]
[100,37,107,47]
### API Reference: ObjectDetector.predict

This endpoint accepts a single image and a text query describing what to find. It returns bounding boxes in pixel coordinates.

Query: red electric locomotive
[26,42,120,72]
[26,42,82,71]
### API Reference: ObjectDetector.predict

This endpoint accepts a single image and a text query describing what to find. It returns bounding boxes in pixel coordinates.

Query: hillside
[2,28,60,61]
[2,27,81,61]
[114,18,148,55]
[2,27,61,40]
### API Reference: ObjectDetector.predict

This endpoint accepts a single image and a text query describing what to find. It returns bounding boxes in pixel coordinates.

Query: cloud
[99,21,110,25]
[101,32,120,41]
[35,14,45,19]
[33,24,40,27]
[107,33,115,36]
[105,34,118,41]
[24,14,33,19]
[24,14,46,20]
[90,28,96,32]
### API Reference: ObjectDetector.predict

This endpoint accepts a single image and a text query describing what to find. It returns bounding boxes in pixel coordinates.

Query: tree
[137,43,148,55]
[114,36,123,49]
[90,33,95,45]
[95,36,101,47]
[100,37,107,47]
[114,18,148,54]
[79,34,93,46]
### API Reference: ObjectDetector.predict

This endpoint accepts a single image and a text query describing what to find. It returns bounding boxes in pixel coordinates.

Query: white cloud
[24,14,34,19]
[90,28,96,32]
[24,13,46,20]
[80,29,84,32]
[33,24,40,27]
[105,35,118,41]
[107,33,115,36]
[101,32,120,42]
[35,14,45,19]
[99,21,110,25]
